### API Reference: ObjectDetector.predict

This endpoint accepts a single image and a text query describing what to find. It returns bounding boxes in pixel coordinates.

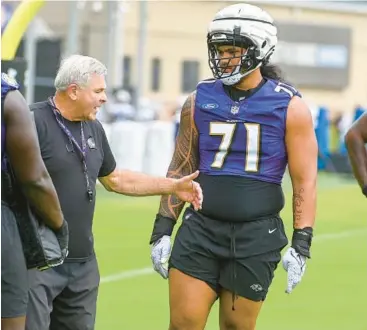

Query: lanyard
[48,97,93,202]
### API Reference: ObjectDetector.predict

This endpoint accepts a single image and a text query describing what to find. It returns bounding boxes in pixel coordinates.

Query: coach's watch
[362,185,367,197]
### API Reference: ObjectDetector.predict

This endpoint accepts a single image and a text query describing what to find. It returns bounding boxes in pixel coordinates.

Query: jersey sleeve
[276,81,302,98]
[1,73,19,99]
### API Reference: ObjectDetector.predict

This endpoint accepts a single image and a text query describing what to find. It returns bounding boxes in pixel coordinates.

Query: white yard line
[313,229,367,241]
[100,228,367,284]
[100,267,154,283]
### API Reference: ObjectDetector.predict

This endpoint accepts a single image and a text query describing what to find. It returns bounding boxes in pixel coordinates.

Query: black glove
[54,220,69,259]
[291,227,313,258]
[149,214,176,245]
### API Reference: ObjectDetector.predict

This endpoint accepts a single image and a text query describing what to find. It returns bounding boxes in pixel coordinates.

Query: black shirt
[31,101,116,261]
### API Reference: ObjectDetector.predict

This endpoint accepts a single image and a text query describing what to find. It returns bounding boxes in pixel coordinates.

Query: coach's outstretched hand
[172,171,203,210]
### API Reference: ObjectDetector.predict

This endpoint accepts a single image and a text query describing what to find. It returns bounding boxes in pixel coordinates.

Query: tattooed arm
[158,92,200,220]
[285,96,318,230]
[149,93,199,245]
[344,112,367,192]
[282,96,317,293]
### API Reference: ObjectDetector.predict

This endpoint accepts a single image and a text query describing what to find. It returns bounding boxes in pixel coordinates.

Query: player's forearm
[155,91,199,221]
[150,166,192,244]
[292,180,316,229]
[158,154,198,220]
[23,173,64,231]
[158,165,188,220]
[110,169,177,196]
[345,133,367,188]
[158,193,186,221]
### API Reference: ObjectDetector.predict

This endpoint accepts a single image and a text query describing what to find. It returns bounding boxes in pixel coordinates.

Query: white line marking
[100,229,367,284]
[313,229,367,242]
[100,267,154,283]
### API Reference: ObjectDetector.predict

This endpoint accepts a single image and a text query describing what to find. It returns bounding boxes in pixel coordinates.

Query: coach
[25,55,203,330]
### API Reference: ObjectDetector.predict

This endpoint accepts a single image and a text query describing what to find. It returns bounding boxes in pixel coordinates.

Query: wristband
[149,214,176,245]
[291,227,313,258]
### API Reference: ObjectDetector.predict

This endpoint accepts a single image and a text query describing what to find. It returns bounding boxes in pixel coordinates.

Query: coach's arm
[98,168,202,208]
[344,112,367,195]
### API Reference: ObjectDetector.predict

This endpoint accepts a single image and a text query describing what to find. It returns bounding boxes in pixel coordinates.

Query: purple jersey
[1,73,19,169]
[194,79,301,185]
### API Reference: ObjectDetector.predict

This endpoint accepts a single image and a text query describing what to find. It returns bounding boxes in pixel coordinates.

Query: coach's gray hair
[54,55,107,91]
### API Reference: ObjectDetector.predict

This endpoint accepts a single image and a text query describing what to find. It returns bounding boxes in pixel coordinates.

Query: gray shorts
[1,202,29,318]
[25,257,100,330]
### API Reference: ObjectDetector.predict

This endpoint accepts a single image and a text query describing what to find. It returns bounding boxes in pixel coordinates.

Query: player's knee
[169,312,202,330]
[220,317,256,330]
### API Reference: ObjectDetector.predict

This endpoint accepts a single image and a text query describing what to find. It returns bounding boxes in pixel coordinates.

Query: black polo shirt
[30,100,116,262]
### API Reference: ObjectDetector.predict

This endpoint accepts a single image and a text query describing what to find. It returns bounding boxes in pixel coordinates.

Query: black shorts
[169,208,288,301]
[1,202,28,318]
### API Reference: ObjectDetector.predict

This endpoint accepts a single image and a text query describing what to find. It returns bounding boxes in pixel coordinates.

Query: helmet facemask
[207,28,274,86]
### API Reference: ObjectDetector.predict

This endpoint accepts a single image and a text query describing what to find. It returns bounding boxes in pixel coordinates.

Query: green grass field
[93,173,367,330]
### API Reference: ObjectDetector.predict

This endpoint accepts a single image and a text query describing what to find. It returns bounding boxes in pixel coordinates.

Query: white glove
[282,247,307,294]
[151,235,171,279]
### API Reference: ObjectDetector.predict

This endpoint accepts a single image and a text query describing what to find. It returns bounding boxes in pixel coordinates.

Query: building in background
[11,1,367,112]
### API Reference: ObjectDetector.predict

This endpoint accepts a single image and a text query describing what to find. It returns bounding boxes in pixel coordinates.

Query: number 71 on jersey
[210,122,260,172]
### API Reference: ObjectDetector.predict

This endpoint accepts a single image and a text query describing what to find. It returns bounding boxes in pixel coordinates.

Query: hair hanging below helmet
[207,3,278,86]
[260,63,284,81]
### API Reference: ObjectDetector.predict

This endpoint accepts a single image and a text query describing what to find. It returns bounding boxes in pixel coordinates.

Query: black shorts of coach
[1,201,29,318]
[169,207,289,301]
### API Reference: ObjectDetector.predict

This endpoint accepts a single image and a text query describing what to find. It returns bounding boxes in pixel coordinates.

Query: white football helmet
[207,3,278,85]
